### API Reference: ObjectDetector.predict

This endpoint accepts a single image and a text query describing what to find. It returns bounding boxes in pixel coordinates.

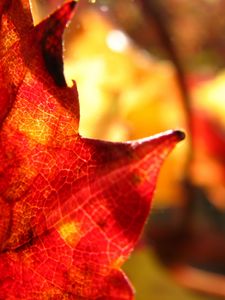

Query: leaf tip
[173,129,186,142]
[37,0,78,87]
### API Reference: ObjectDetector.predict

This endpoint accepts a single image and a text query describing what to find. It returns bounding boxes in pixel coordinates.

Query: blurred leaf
[123,248,213,300]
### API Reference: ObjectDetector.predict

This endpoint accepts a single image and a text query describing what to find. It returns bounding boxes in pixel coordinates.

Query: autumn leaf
[63,8,188,206]
[0,0,184,299]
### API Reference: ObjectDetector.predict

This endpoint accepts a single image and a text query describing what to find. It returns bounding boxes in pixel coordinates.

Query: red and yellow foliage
[0,1,184,298]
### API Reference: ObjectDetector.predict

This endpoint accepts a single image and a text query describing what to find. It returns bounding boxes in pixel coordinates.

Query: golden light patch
[16,111,52,145]
[6,88,78,145]
[58,221,81,248]
[7,103,52,145]
[22,119,51,144]
[111,255,125,269]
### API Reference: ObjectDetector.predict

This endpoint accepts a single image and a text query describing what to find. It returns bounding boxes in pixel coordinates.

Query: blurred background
[32,0,225,299]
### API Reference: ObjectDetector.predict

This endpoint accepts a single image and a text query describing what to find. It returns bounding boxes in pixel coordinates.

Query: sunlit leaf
[0,1,184,298]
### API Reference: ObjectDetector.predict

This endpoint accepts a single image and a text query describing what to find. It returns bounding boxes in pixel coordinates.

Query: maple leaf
[0,0,185,299]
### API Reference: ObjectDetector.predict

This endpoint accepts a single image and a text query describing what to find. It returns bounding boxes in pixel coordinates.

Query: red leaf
[0,0,185,298]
